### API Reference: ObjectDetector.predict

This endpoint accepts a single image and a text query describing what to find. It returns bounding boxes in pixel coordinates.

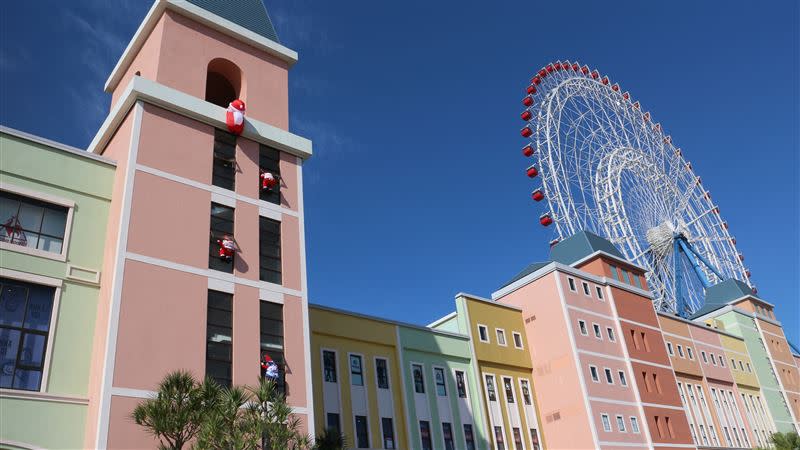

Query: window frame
[433,366,448,397]
[677,344,684,358]
[349,353,365,387]
[0,185,75,262]
[258,215,282,284]
[595,286,604,300]
[419,420,433,450]
[411,363,425,394]
[206,289,233,387]
[477,324,490,343]
[519,378,533,406]
[463,424,476,450]
[604,367,614,385]
[209,202,235,273]
[618,370,628,387]
[630,416,640,433]
[582,281,591,296]
[375,357,390,390]
[502,376,515,404]
[687,347,694,360]
[701,350,708,363]
[589,365,600,383]
[512,331,524,349]
[578,320,588,336]
[484,373,498,402]
[667,342,674,356]
[354,414,370,448]
[567,277,577,292]
[381,417,396,449]
[616,415,627,432]
[606,326,616,342]
[454,369,468,399]
[601,413,612,432]
[593,323,602,340]
[495,328,507,347]
[211,128,237,191]
[442,422,455,450]
[258,145,282,205]
[322,349,338,383]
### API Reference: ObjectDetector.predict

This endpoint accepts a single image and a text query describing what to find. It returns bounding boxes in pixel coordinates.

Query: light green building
[0,127,115,449]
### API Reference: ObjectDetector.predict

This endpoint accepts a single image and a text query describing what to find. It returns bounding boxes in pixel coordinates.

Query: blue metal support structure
[673,234,726,318]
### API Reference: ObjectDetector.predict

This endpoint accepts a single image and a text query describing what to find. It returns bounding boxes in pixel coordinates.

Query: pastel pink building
[80,1,314,447]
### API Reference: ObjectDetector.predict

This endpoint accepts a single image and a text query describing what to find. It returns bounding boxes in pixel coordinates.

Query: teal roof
[499,262,550,289]
[550,230,626,265]
[187,0,279,43]
[689,279,754,319]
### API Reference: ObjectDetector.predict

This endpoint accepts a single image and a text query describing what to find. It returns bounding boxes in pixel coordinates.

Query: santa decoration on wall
[260,170,278,191]
[216,235,236,261]
[226,99,246,135]
[261,354,279,381]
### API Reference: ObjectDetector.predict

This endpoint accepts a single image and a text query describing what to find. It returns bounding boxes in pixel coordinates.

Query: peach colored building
[79,1,315,447]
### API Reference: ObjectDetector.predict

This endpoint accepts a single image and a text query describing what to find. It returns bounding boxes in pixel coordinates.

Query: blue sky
[1,1,798,345]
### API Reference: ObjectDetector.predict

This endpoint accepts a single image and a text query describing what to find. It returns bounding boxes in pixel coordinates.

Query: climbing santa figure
[216,235,236,261]
[260,170,278,191]
[261,354,279,381]
[226,99,246,135]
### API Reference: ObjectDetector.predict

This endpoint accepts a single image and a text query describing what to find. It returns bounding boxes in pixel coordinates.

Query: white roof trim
[104,0,298,93]
[570,249,648,273]
[456,291,524,312]
[88,76,312,159]
[427,311,457,328]
[0,125,116,166]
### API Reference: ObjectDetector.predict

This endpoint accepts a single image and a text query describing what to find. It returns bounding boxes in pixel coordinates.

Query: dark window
[442,422,455,450]
[326,413,340,434]
[567,278,576,291]
[530,428,541,450]
[582,282,590,295]
[455,370,467,398]
[259,216,281,284]
[464,424,476,450]
[419,421,432,450]
[323,350,337,383]
[494,426,506,450]
[381,417,395,449]
[376,358,389,389]
[209,203,235,273]
[259,145,281,205]
[504,377,515,403]
[0,191,68,254]
[260,301,285,393]
[0,278,55,391]
[513,428,523,450]
[513,332,523,349]
[486,374,497,401]
[521,380,532,405]
[478,325,488,341]
[412,364,425,393]
[205,58,241,107]
[355,415,369,448]
[434,367,447,396]
[350,354,363,386]
[212,129,236,191]
[206,290,232,387]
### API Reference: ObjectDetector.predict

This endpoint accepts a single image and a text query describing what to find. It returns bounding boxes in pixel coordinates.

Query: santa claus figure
[216,235,236,261]
[226,99,246,135]
[261,354,279,381]
[260,171,278,191]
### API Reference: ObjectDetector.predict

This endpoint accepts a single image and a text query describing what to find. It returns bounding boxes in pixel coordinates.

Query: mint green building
[0,127,115,449]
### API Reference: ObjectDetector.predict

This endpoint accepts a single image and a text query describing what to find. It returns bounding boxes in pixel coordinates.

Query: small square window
[496,329,507,346]
[568,277,577,292]
[513,332,523,349]
[478,325,489,343]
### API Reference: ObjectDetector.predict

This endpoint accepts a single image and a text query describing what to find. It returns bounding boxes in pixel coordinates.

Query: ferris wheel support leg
[674,240,687,317]
[677,237,724,283]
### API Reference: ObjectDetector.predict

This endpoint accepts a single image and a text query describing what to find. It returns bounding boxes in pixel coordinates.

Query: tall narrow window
[521,379,532,405]
[212,129,236,190]
[503,377,515,403]
[434,367,447,396]
[596,286,604,300]
[376,358,389,389]
[260,301,285,393]
[667,342,674,355]
[209,203,235,273]
[609,264,619,280]
[579,320,588,335]
[478,325,489,342]
[530,428,541,450]
[455,370,467,398]
[616,415,626,432]
[0,278,55,391]
[464,424,476,450]
[206,290,232,387]
[350,354,364,386]
[618,370,628,386]
[442,422,455,450]
[419,421,432,450]
[687,347,694,360]
[604,368,614,384]
[381,417,395,449]
[485,374,497,401]
[259,145,281,204]
[494,426,506,450]
[326,413,341,434]
[590,365,599,382]
[677,344,684,358]
[601,414,612,432]
[702,351,708,363]
[630,416,640,433]
[412,364,425,393]
[0,191,69,254]
[512,428,523,450]
[259,216,282,284]
[513,332,523,349]
[355,415,369,448]
[582,281,591,296]
[567,277,576,291]
[606,326,616,342]
[593,323,602,339]
[323,350,337,383]
[496,328,507,346]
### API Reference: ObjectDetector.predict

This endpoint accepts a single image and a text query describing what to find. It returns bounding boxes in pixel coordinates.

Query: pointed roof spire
[186,0,279,43]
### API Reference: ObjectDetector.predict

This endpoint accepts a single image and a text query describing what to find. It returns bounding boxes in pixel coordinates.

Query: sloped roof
[689,279,754,319]
[186,0,279,43]
[550,230,625,265]
[499,262,550,290]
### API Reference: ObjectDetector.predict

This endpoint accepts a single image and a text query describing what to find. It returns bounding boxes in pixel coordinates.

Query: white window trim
[320,347,340,385]
[604,367,614,385]
[677,344,685,358]
[582,281,591,297]
[512,331,524,349]
[667,342,674,356]
[477,324,490,343]
[616,414,627,432]
[578,320,588,336]
[595,285,605,301]
[379,416,397,450]
[606,326,616,342]
[600,413,612,432]
[453,368,468,399]
[0,268,63,394]
[618,370,628,387]
[0,183,76,262]
[347,352,366,387]
[352,413,370,449]
[432,365,448,397]
[701,350,708,363]
[495,328,507,347]
[589,365,600,383]
[374,356,390,390]
[630,416,641,433]
[483,372,498,403]
[687,347,694,360]
[501,375,516,404]
[518,378,533,406]
[410,361,426,394]
[592,323,602,340]
[567,277,577,292]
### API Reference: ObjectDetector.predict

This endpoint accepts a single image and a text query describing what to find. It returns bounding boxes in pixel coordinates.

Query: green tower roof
[186,0,279,43]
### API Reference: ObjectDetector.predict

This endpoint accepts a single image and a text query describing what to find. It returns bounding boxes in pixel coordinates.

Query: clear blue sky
[1,1,798,345]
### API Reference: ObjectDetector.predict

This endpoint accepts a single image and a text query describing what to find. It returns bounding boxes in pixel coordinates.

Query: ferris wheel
[519,60,752,316]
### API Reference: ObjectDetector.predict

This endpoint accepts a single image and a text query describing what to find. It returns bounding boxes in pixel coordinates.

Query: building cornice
[88,76,312,159]
[457,292,524,312]
[570,249,648,273]
[104,0,298,93]
[0,125,116,166]
[656,310,745,341]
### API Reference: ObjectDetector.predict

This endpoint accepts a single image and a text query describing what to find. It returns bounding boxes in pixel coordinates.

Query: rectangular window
[258,145,281,204]
[326,413,341,434]
[530,428,541,450]
[376,358,389,389]
[738,360,744,371]
[350,354,364,386]
[582,282,591,296]
[0,278,55,391]
[596,286,604,300]
[206,290,232,387]
[323,350,337,383]
[606,327,616,342]
[434,367,447,396]
[731,358,736,369]
[687,347,694,360]
[621,269,632,284]
[710,352,717,365]
[513,332,523,349]
[455,370,467,398]
[567,277,576,291]
[521,379,532,405]
[616,415,626,432]
[209,203,235,272]
[633,273,642,288]
[212,129,236,190]
[494,426,506,450]
[579,320,588,335]
[601,414,612,432]
[442,422,455,450]
[485,374,497,401]
[590,365,599,382]
[746,362,752,372]
[258,216,282,284]
[478,325,489,342]
[618,370,627,386]
[419,421,432,450]
[593,323,602,339]
[667,342,674,355]
[512,428,523,450]
[260,301,285,393]
[496,328,507,346]
[355,415,369,448]
[381,417,395,449]
[0,190,69,255]
[464,424,476,450]
[701,350,708,363]
[718,355,725,367]
[604,368,614,384]
[412,364,425,393]
[503,377,515,403]
[677,344,684,358]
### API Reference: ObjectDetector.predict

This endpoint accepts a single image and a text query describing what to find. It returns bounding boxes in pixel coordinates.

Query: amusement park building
[1,1,800,449]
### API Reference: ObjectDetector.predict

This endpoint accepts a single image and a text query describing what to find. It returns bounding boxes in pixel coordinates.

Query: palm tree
[769,431,800,450]
[315,428,346,450]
